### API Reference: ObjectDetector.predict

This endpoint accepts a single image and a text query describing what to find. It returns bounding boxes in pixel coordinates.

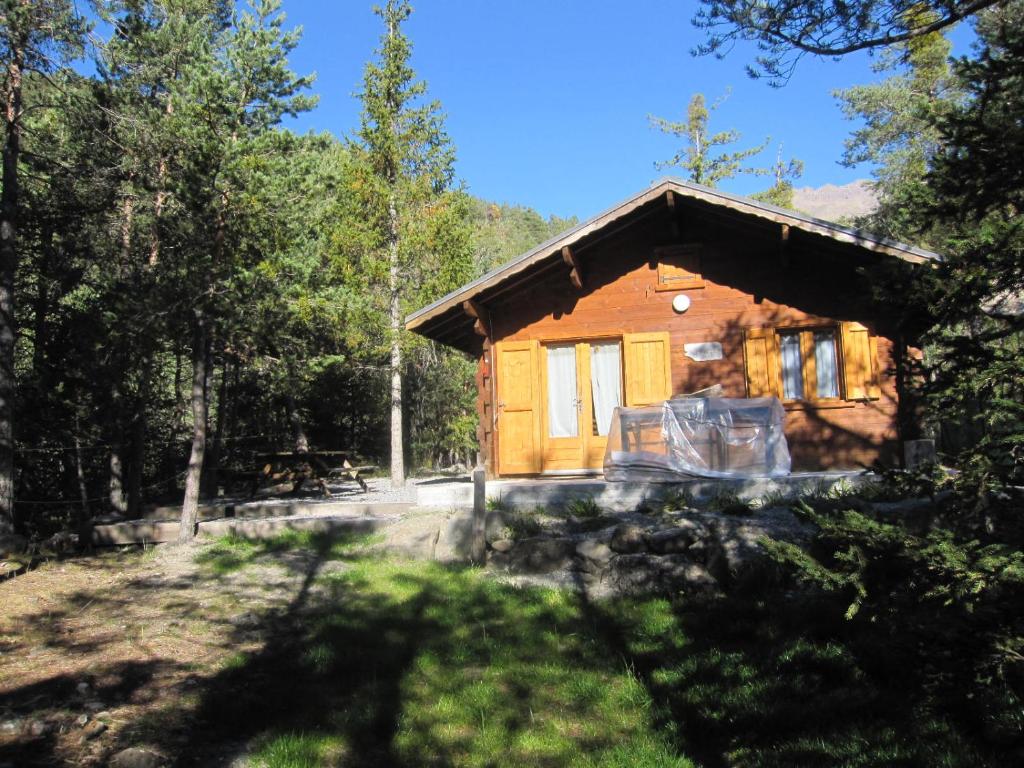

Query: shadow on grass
[581,589,997,768]
[1,531,1002,768]
[162,540,686,767]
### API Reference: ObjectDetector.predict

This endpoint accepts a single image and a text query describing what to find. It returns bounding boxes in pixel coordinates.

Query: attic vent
[654,244,704,291]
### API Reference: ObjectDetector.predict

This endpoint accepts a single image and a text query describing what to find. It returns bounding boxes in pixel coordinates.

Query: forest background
[1,0,1020,545]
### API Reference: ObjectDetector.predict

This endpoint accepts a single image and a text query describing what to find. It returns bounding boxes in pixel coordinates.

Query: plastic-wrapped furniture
[603,397,791,481]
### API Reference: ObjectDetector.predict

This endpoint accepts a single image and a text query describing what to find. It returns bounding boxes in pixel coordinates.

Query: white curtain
[814,331,839,398]
[779,334,804,399]
[547,345,578,437]
[590,342,622,436]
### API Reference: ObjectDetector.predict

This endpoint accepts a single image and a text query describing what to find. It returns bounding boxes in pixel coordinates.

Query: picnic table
[251,450,373,497]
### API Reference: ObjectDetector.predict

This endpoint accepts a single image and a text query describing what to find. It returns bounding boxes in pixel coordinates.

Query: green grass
[564,495,602,519]
[181,541,1001,768]
[705,489,752,515]
[486,495,509,512]
[195,530,382,574]
[501,510,544,540]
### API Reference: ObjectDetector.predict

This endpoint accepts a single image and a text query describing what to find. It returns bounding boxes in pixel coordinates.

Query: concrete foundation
[417,472,870,512]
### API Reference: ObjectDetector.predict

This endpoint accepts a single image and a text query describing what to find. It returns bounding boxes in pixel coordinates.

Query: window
[744,323,875,405]
[813,330,840,399]
[778,332,805,399]
[654,244,705,291]
[777,327,841,402]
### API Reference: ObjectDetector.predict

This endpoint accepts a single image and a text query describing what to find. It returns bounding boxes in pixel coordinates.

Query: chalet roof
[406,177,940,348]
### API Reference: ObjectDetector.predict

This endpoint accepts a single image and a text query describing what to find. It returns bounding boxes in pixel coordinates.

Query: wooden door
[495,340,541,475]
[541,343,586,471]
[583,341,623,469]
[541,340,625,473]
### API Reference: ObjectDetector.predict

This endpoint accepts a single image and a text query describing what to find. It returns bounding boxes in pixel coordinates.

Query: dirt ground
[0,542,334,767]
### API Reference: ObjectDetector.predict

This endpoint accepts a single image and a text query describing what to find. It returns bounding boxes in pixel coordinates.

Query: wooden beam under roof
[462,299,491,339]
[561,245,583,290]
[666,190,680,239]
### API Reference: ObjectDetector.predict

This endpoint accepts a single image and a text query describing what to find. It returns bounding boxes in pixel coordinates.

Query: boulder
[509,537,575,574]
[644,520,709,555]
[109,748,167,768]
[575,538,613,565]
[696,507,814,587]
[487,551,511,570]
[489,539,514,553]
[609,524,647,554]
[608,554,720,597]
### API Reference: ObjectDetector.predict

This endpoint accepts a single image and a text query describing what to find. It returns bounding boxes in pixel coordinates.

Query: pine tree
[351,0,470,489]
[751,145,804,209]
[834,11,960,240]
[649,92,769,187]
[164,0,314,542]
[0,0,86,542]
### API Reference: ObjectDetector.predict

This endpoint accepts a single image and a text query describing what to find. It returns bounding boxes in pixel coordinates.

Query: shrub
[764,498,1024,745]
[565,496,602,518]
[658,487,696,512]
[501,510,543,541]
[706,489,750,515]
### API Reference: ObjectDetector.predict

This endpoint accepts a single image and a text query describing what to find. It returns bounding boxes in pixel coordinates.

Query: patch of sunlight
[252,731,346,768]
[221,651,250,671]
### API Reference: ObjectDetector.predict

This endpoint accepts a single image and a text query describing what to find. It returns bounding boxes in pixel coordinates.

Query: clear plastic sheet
[603,397,791,481]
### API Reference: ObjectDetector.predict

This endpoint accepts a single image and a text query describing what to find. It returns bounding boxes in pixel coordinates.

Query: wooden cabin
[406,179,937,478]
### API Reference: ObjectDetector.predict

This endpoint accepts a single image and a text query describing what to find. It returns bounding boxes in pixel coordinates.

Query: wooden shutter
[655,245,705,291]
[743,328,780,398]
[840,321,881,400]
[494,340,542,474]
[623,332,673,406]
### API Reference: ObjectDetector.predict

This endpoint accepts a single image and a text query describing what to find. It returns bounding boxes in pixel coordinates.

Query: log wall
[479,209,903,473]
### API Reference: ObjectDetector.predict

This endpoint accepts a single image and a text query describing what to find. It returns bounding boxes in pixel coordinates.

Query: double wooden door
[541,341,622,472]
[494,333,672,475]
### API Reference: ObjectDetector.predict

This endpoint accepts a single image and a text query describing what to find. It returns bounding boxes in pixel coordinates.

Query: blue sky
[270,3,968,219]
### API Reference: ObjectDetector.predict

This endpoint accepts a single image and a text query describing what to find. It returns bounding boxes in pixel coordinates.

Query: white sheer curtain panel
[779,334,804,399]
[547,345,578,437]
[590,342,622,436]
[814,331,839,398]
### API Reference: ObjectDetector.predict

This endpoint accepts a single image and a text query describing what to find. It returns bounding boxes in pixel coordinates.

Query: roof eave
[406,177,940,334]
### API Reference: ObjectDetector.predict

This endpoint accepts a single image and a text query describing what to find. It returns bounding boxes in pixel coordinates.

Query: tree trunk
[203,356,228,497]
[0,35,23,536]
[33,227,52,378]
[109,443,128,515]
[73,430,92,549]
[149,97,173,267]
[388,193,404,488]
[178,309,209,543]
[126,385,147,518]
[107,377,128,514]
[285,388,309,453]
[73,417,89,520]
